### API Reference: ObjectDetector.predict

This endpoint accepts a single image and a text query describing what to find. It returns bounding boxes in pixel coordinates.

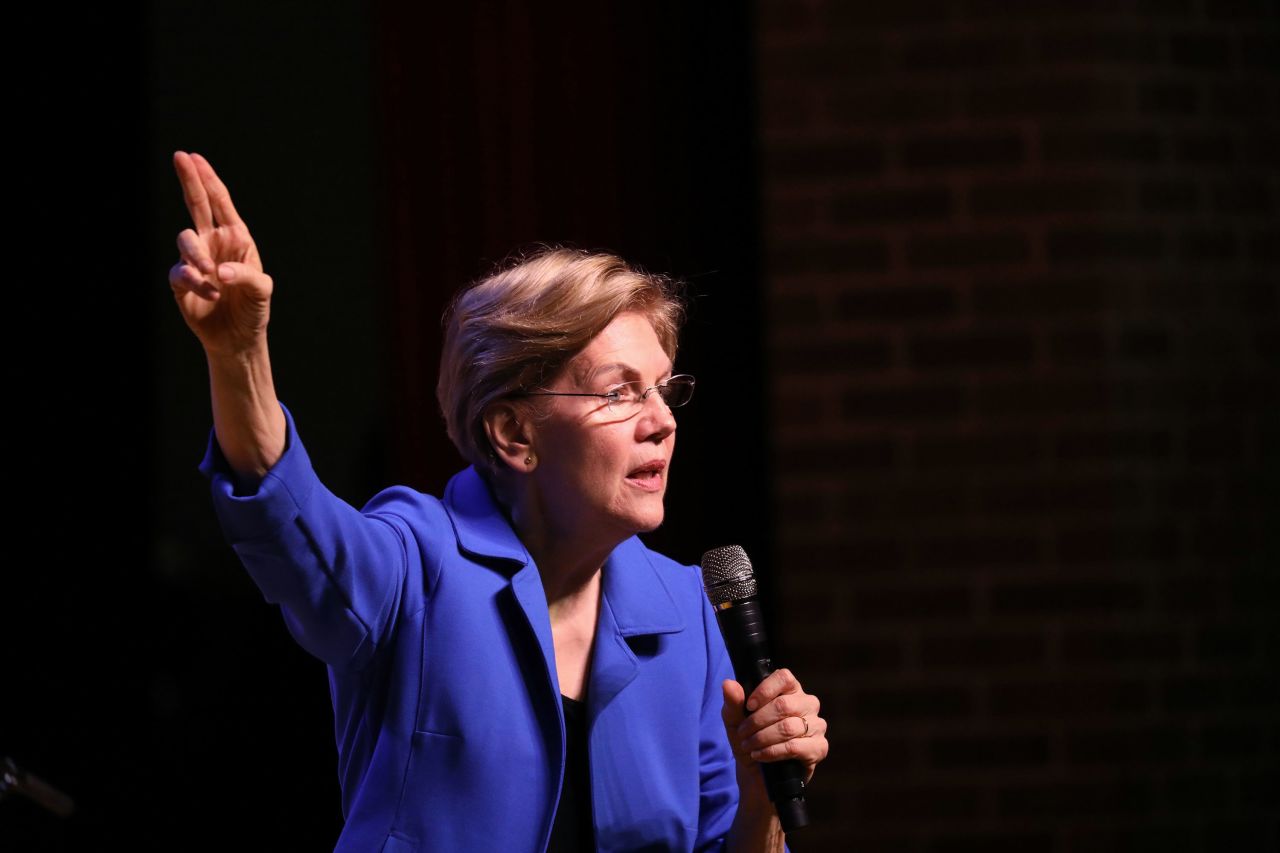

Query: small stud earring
[524,454,535,466]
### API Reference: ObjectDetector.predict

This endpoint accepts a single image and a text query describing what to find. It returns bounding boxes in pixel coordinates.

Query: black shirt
[547,694,595,852]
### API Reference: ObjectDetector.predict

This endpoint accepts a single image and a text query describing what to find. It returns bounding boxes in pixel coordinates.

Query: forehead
[569,312,673,382]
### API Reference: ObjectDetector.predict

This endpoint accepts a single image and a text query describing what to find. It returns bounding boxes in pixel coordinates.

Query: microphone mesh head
[700,545,758,605]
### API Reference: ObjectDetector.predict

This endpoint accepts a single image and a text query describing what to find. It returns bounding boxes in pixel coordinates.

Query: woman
[169,151,828,852]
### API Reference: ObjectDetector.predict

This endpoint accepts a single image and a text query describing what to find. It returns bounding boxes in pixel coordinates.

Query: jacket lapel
[589,537,686,720]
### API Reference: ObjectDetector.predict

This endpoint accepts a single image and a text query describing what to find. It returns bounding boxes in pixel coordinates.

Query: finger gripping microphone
[701,545,809,833]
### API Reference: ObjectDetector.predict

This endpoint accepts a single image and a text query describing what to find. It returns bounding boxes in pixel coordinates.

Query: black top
[547,694,594,852]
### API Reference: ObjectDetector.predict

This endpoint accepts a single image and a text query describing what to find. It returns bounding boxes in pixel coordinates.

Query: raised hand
[169,151,273,357]
[169,151,285,480]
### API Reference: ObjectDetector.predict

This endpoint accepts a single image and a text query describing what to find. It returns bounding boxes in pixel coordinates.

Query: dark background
[4,1,1278,851]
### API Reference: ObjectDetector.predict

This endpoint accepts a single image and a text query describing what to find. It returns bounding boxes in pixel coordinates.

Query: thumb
[217,262,273,293]
[721,679,747,729]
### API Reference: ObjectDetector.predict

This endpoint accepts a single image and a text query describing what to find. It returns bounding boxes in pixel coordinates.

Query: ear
[483,402,536,473]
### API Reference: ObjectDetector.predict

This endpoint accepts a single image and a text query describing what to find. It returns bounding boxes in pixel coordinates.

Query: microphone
[700,545,809,833]
[1,756,75,818]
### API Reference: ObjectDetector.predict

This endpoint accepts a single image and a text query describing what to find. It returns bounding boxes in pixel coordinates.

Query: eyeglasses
[521,374,696,414]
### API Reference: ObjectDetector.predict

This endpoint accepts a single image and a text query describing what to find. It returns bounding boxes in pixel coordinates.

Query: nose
[639,388,676,442]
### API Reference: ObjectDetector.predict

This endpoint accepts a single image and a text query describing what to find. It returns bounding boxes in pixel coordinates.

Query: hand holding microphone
[702,545,828,834]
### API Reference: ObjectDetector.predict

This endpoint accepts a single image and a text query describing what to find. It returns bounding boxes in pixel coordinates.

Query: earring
[524,454,535,466]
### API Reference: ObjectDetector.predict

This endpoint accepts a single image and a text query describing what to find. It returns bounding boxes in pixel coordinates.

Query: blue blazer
[201,406,740,852]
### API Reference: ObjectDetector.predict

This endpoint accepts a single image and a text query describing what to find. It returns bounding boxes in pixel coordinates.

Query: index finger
[745,668,801,713]
[191,152,244,227]
[173,151,213,233]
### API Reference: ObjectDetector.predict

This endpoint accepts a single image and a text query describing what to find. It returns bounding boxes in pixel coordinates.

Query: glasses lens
[657,376,695,408]
[606,381,644,410]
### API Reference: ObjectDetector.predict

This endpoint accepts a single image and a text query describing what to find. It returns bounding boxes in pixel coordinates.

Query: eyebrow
[582,361,675,386]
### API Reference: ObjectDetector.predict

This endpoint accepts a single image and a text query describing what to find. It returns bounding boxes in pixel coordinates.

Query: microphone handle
[714,598,810,833]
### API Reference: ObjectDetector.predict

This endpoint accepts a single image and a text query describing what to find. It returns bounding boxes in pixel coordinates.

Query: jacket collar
[442,467,684,637]
[443,466,531,568]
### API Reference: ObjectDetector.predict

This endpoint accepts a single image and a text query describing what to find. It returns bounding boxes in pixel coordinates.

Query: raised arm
[169,151,285,487]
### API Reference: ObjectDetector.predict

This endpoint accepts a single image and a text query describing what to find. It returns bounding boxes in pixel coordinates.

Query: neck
[503,480,622,610]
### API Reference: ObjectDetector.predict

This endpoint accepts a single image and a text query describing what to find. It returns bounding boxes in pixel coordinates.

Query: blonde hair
[437,247,684,471]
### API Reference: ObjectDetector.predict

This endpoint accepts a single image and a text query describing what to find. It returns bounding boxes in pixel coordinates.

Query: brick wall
[757,2,1279,849]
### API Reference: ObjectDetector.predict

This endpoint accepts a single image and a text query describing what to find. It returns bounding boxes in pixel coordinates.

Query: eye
[603,382,642,405]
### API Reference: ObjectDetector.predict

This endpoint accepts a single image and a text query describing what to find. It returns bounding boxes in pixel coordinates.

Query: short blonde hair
[437,247,685,471]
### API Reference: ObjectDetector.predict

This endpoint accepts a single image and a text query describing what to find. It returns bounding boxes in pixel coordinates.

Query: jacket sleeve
[199,403,426,671]
[695,589,740,852]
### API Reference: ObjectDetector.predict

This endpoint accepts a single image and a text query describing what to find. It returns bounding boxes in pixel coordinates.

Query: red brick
[1037,30,1166,66]
[1140,180,1200,214]
[1179,229,1238,263]
[916,533,1041,568]
[829,85,956,124]
[1048,228,1165,264]
[913,431,1043,469]
[1213,181,1274,216]
[1044,129,1164,164]
[826,0,955,28]
[777,436,899,474]
[1209,81,1280,117]
[908,330,1036,369]
[767,237,891,274]
[1056,523,1180,564]
[929,733,1050,767]
[763,139,886,180]
[975,377,1111,417]
[1202,723,1266,758]
[1239,34,1280,68]
[1050,328,1109,364]
[852,585,975,622]
[1139,80,1200,114]
[969,78,1131,118]
[991,580,1145,615]
[920,631,1048,668]
[964,0,1132,20]
[981,478,1147,515]
[831,186,953,224]
[929,833,1057,853]
[901,131,1026,170]
[1170,34,1233,70]
[1062,629,1183,664]
[907,232,1030,268]
[1207,0,1280,20]
[1162,676,1228,712]
[972,278,1110,316]
[988,678,1151,717]
[853,685,974,721]
[838,285,958,321]
[1167,770,1236,809]
[772,336,894,372]
[999,779,1152,818]
[844,383,968,422]
[899,35,1027,72]
[1065,725,1190,764]
[970,178,1129,217]
[841,735,916,774]
[760,41,886,79]
[1175,132,1235,164]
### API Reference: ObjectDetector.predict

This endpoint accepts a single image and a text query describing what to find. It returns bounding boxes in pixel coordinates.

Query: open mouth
[626,460,667,489]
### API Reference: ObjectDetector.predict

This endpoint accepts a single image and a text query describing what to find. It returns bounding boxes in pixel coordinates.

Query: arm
[172,152,415,669]
[169,151,284,489]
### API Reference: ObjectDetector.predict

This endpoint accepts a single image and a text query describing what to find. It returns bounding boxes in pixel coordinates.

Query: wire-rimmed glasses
[520,374,696,415]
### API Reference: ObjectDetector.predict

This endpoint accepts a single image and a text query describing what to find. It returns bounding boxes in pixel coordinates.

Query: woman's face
[528,311,678,543]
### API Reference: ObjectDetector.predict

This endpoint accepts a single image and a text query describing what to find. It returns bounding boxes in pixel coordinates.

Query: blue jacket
[201,406,740,851]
